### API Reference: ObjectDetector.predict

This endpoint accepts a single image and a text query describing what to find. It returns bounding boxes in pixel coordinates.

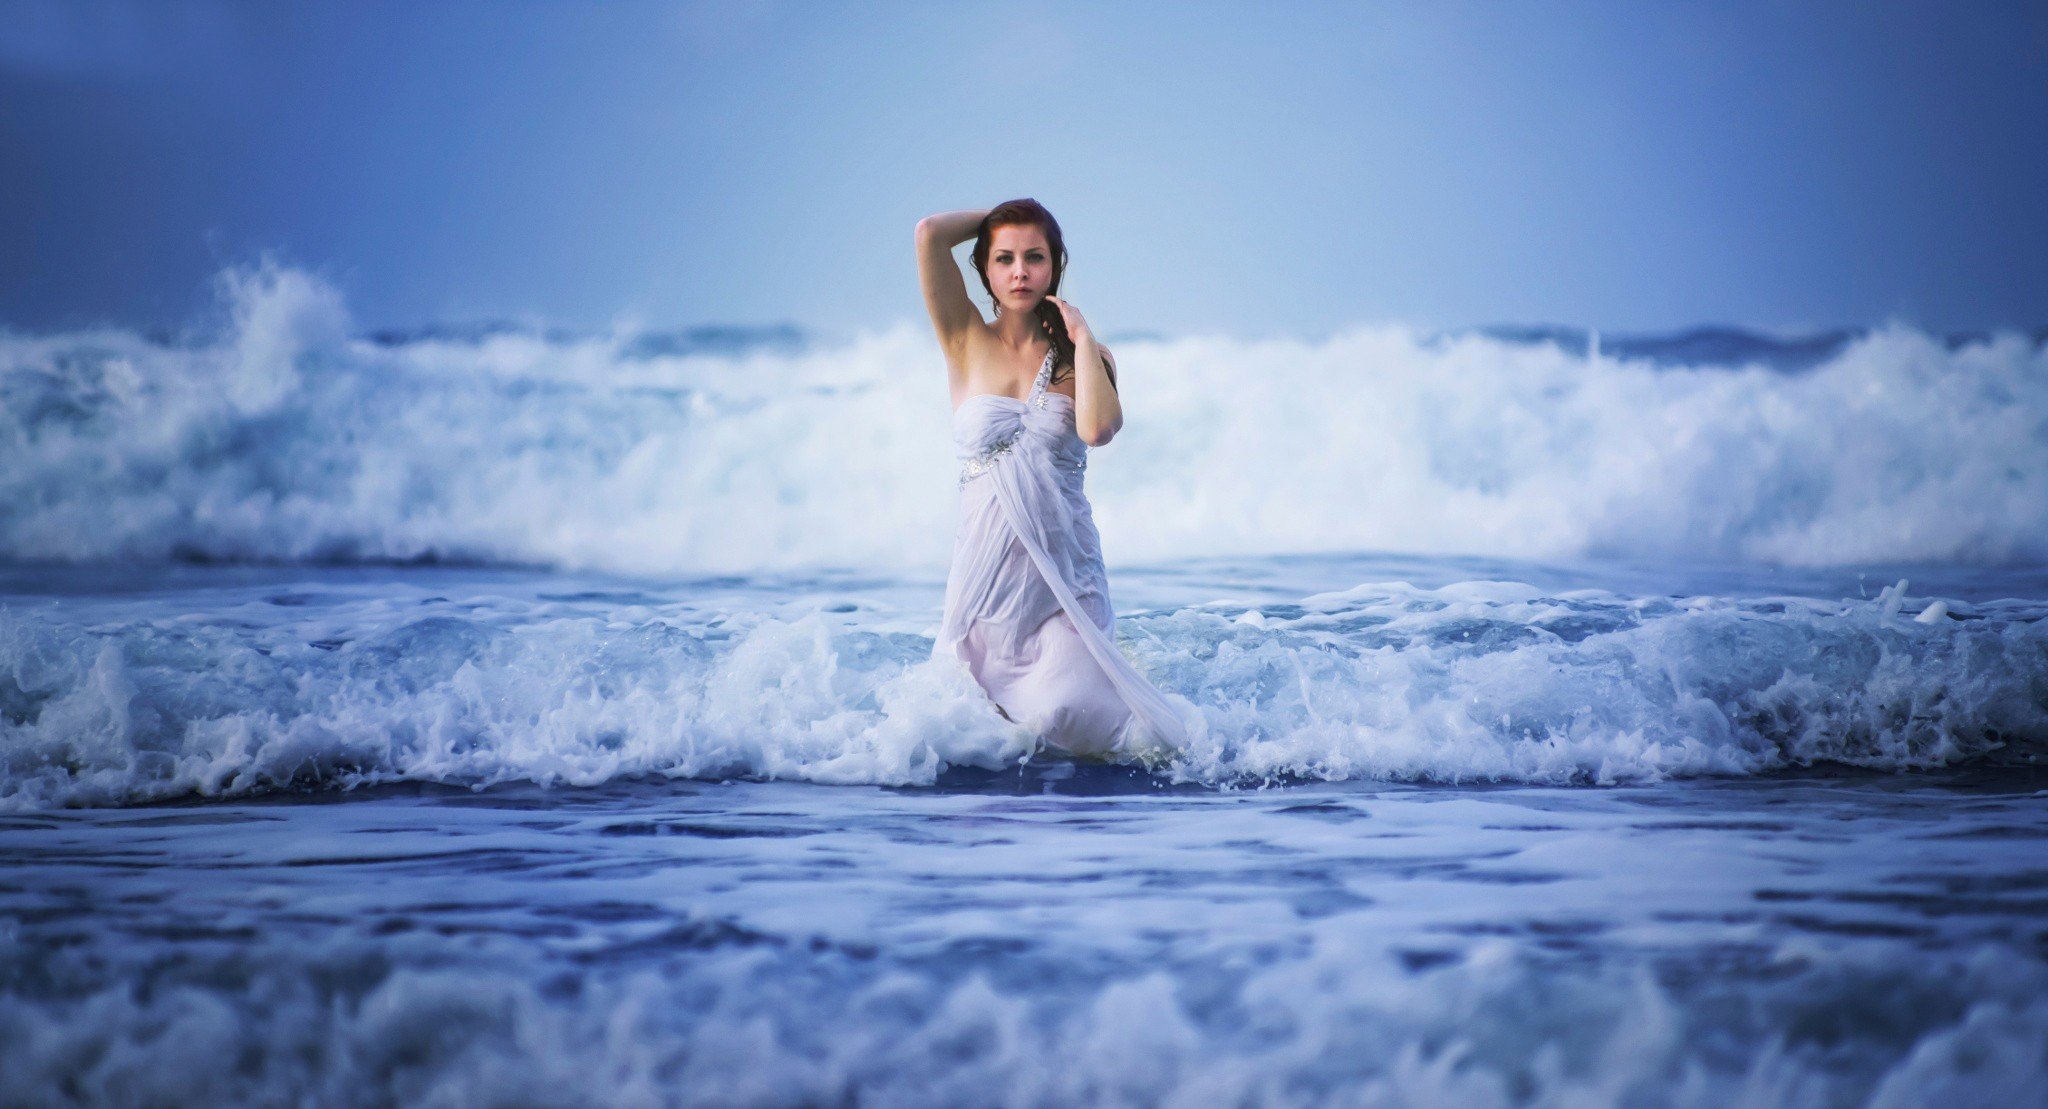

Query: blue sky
[2,0,2043,339]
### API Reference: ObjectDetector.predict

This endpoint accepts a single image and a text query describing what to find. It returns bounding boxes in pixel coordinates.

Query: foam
[3,922,2042,1106]
[3,574,2040,809]
[3,262,2044,572]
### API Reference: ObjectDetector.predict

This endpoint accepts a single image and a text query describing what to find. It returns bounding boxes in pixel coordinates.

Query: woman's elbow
[1082,424,1118,448]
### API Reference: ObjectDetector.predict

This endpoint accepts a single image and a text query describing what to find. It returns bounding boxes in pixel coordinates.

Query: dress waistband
[958,437,1017,487]
[958,437,1087,488]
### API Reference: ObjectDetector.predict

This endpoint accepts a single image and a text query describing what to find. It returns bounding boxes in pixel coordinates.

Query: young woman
[915,198,1187,756]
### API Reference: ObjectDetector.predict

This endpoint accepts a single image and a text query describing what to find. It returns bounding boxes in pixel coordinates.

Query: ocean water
[3,266,2047,1105]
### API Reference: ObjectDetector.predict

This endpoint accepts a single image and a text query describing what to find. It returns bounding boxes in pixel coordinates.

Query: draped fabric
[936,346,1188,756]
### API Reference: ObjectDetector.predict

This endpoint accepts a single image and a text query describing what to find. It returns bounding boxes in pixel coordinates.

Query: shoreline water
[7,764,2046,1105]
[3,550,2044,1103]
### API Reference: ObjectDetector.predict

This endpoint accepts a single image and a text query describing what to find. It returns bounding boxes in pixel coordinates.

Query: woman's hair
[970,198,1111,390]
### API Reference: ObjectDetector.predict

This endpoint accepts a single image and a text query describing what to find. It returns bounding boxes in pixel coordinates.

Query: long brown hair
[970,198,1097,388]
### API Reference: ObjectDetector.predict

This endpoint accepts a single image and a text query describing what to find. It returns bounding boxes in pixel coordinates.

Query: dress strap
[1025,345,1056,407]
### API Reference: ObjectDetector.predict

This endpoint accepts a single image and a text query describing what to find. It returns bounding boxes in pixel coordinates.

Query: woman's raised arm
[915,210,989,365]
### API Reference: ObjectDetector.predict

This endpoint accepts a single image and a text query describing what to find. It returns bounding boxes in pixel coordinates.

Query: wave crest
[2,263,2044,571]
[4,576,2042,810]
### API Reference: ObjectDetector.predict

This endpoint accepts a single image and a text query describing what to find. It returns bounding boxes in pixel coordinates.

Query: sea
[2,264,2045,1106]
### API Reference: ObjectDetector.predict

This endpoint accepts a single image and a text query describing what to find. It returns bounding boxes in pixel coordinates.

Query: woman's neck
[994,310,1043,351]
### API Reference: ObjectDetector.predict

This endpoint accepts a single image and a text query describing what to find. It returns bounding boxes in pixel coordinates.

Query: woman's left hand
[1043,295,1091,340]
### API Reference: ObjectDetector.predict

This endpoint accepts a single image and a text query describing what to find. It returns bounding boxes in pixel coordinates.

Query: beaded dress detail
[937,345,1188,755]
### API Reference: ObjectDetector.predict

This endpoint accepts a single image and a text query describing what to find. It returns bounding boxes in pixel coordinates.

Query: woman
[915,198,1188,757]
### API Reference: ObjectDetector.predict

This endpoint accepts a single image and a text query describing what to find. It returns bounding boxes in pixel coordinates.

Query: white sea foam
[3,571,2040,809]
[3,262,2044,572]
[3,921,2042,1107]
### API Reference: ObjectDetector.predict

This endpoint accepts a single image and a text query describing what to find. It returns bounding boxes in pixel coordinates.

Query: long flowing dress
[936,345,1189,756]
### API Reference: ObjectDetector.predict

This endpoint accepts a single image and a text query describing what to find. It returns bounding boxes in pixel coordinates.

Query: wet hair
[970,198,1113,390]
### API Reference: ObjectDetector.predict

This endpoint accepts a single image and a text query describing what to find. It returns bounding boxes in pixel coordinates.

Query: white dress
[936,345,1188,756]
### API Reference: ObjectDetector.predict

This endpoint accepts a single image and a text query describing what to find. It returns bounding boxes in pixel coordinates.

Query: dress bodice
[953,346,1088,488]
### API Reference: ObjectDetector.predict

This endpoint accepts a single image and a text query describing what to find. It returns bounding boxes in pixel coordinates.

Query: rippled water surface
[3,555,2045,1105]
[6,768,2047,1105]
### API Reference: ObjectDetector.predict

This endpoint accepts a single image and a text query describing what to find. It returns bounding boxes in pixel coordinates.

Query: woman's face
[986,223,1053,314]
